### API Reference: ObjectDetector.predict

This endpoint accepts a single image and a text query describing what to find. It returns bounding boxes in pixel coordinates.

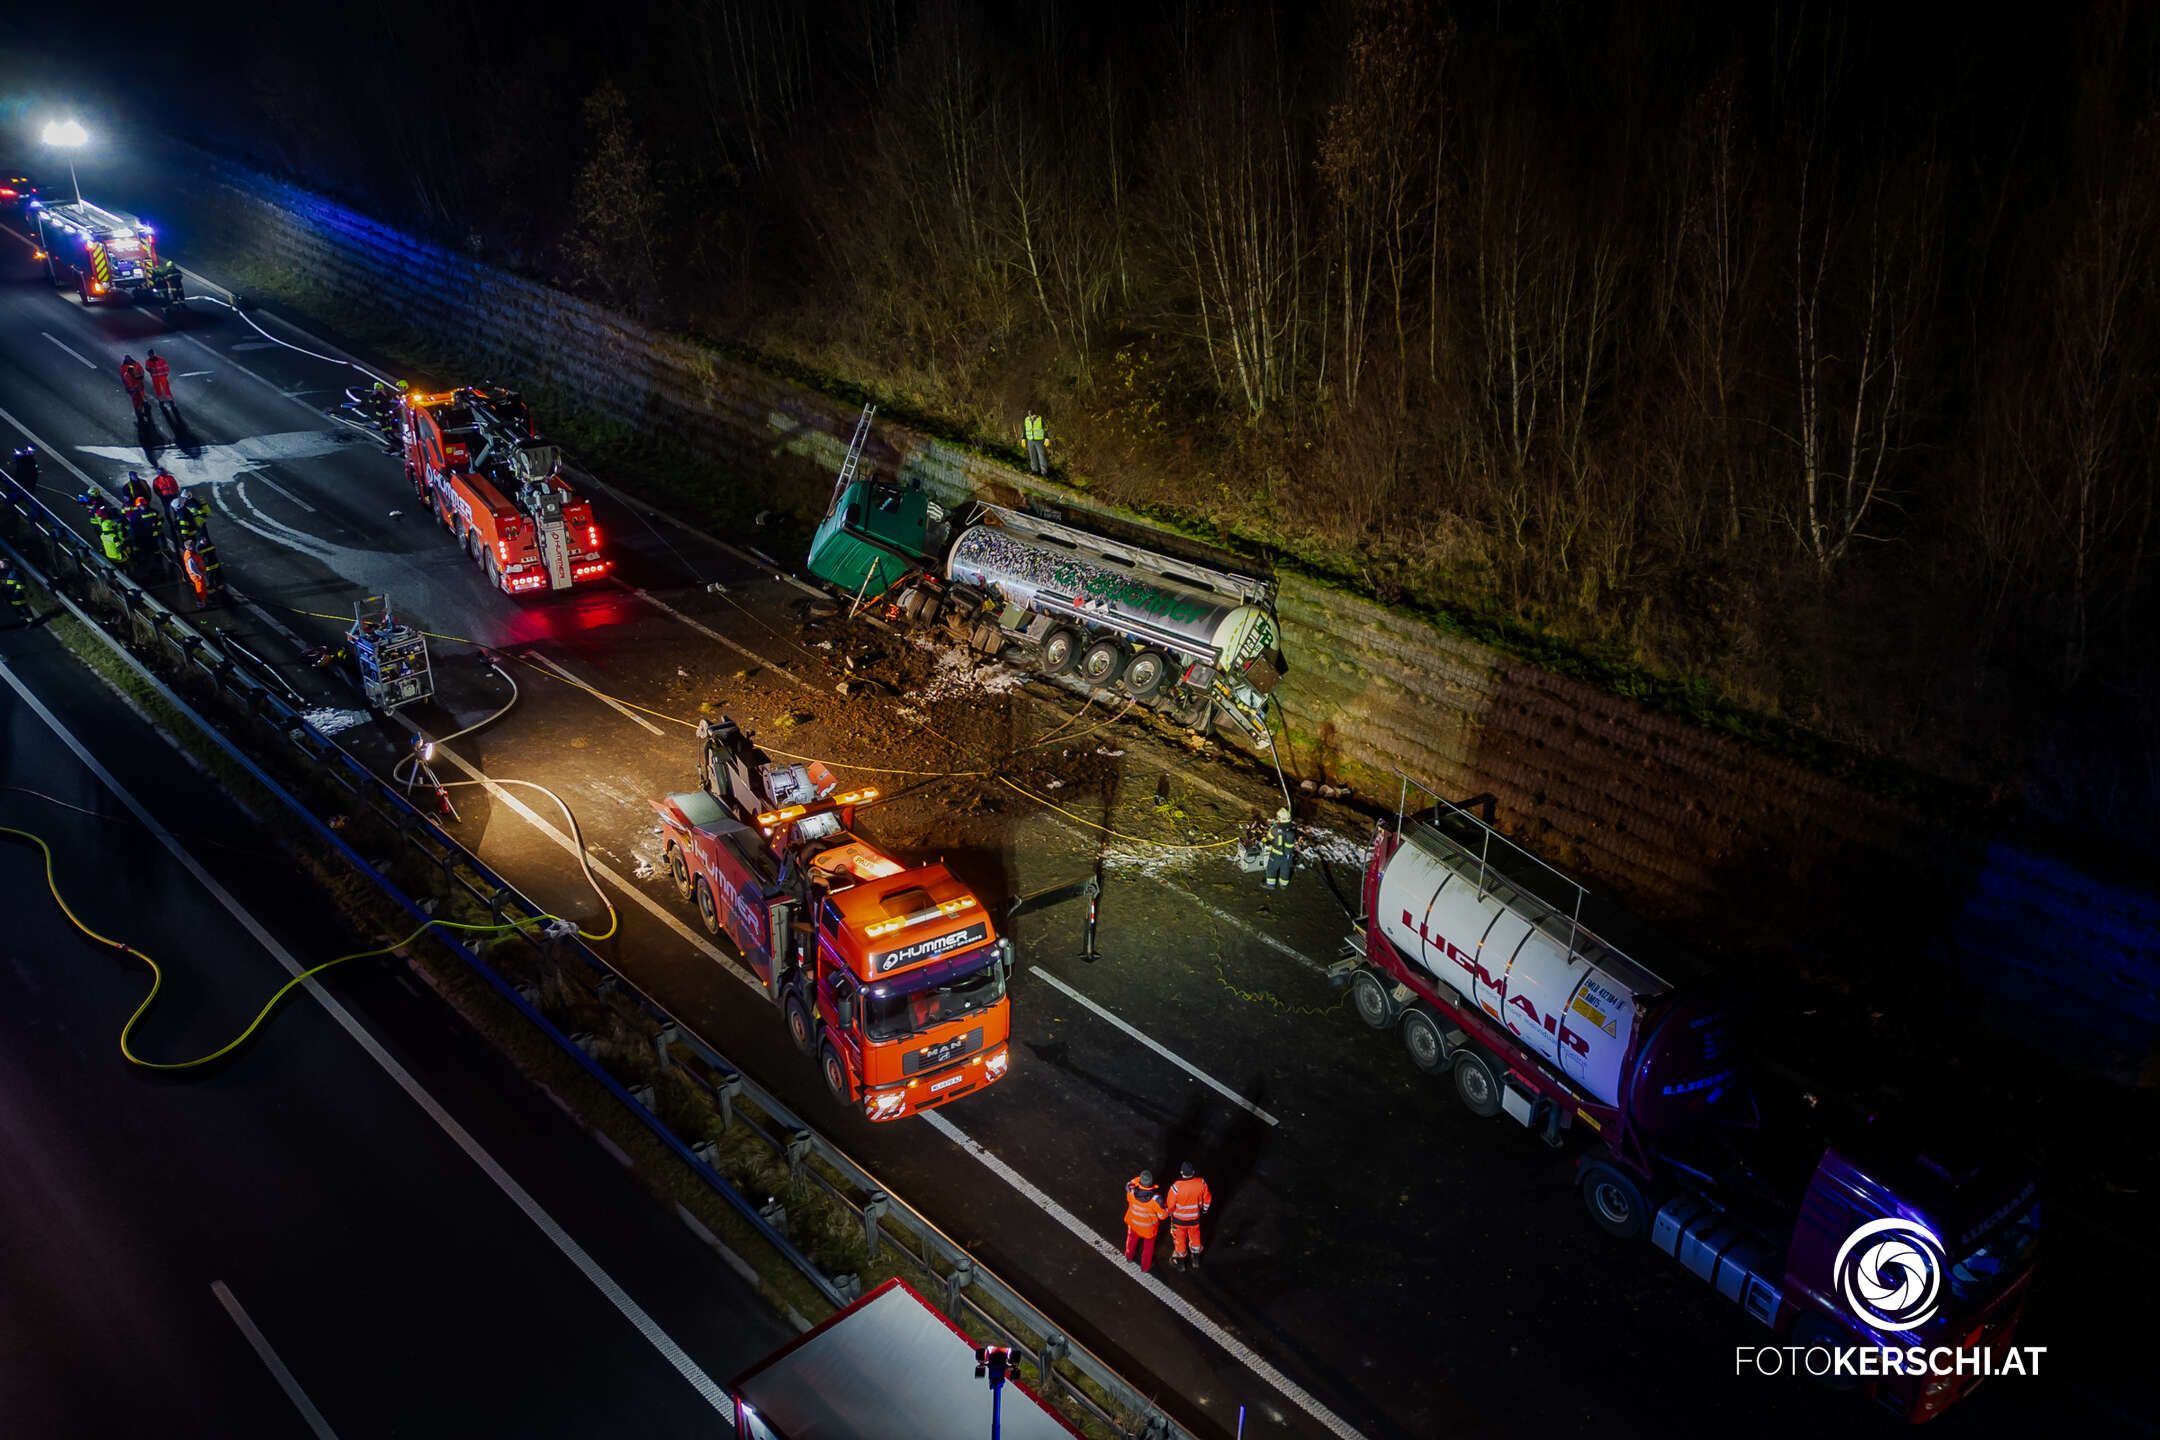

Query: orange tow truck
[400,386,609,594]
[654,718,1012,1120]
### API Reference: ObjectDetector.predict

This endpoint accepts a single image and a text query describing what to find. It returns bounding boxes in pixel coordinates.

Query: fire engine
[654,717,1013,1121]
[33,200,160,304]
[399,387,609,595]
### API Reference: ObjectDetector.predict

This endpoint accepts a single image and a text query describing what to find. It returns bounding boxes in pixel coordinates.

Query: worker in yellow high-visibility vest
[1023,411,1048,475]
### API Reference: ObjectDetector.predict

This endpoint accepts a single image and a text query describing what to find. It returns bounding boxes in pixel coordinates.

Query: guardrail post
[860,1190,889,1259]
[833,1272,862,1304]
[758,1196,787,1233]
[944,1257,973,1314]
[630,1083,656,1110]
[785,1129,814,1183]
[715,1071,742,1130]
[1035,1332,1068,1394]
[652,1023,681,1069]
[1140,1412,1172,1439]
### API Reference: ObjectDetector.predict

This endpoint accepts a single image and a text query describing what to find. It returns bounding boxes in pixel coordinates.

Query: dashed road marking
[211,1280,341,1439]
[254,474,318,514]
[531,652,665,736]
[922,1110,1370,1440]
[624,583,814,692]
[1030,966,1278,1126]
[42,331,99,371]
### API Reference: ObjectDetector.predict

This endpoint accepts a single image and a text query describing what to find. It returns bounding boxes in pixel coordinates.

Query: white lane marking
[326,411,381,439]
[1028,966,1279,1126]
[41,332,99,371]
[172,331,328,421]
[1177,888,1327,976]
[0,661,733,1417]
[921,1110,1370,1440]
[391,717,763,992]
[573,469,825,599]
[530,652,665,736]
[624,584,814,692]
[254,474,319,514]
[211,1280,341,1440]
[178,370,213,378]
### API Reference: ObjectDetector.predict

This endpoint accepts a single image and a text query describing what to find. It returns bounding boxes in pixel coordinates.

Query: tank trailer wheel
[666,842,694,900]
[1348,969,1399,1030]
[785,996,816,1056]
[1578,1162,1650,1241]
[1121,650,1169,698]
[1039,627,1081,676]
[1450,1046,1503,1115]
[820,1042,852,1102]
[1079,639,1125,688]
[1400,1007,1450,1076]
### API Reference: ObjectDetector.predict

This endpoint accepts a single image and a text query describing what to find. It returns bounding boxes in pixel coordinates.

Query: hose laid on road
[0,819,540,1070]
[188,293,399,389]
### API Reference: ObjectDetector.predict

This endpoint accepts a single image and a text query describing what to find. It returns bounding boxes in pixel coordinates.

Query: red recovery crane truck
[654,717,1012,1121]
[400,386,609,595]
[1342,778,2041,1423]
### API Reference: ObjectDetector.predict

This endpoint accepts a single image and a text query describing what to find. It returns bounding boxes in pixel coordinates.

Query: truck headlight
[984,1049,1009,1080]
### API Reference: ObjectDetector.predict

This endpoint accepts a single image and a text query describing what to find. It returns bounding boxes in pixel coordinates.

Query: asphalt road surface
[0,622,792,1435]
[0,147,2136,1440]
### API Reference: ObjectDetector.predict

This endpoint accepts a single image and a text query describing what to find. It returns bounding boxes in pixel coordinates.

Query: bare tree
[1779,151,1933,575]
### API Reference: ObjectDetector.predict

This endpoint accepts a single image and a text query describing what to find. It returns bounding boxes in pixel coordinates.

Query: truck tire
[1079,639,1125,687]
[693,876,723,936]
[666,842,694,900]
[1039,627,1081,675]
[1579,1162,1650,1241]
[1450,1047,1503,1115]
[820,1042,853,1102]
[484,548,503,590]
[785,996,816,1056]
[1121,650,1169,698]
[1349,969,1399,1029]
[1400,1007,1449,1075]
[77,273,92,305]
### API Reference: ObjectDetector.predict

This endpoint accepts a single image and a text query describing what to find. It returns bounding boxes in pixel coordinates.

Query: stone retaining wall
[184,152,2160,1082]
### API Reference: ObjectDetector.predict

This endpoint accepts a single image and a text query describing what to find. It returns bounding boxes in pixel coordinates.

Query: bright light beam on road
[40,118,89,204]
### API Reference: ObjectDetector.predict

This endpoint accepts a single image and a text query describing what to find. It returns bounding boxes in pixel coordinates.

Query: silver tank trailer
[945,505,1279,679]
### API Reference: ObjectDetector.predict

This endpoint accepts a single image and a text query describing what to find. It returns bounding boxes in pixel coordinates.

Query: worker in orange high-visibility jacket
[1123,1169,1167,1272]
[1165,1161,1213,1271]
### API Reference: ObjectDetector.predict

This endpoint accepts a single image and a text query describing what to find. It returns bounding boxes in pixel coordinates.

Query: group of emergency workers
[74,467,222,609]
[1121,1162,1214,1273]
[119,350,177,427]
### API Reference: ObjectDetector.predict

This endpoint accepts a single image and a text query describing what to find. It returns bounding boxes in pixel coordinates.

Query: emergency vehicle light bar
[862,894,977,938]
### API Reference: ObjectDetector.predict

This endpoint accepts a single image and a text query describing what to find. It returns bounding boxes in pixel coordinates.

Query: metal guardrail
[0,464,1189,1440]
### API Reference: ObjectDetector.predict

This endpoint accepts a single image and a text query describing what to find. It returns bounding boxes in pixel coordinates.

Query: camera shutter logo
[1833,1218,1946,1332]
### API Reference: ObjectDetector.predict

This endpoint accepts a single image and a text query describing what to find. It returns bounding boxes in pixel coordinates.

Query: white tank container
[1375,824,1668,1109]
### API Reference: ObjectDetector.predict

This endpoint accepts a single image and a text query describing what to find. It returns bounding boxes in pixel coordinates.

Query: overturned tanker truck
[804,409,1285,740]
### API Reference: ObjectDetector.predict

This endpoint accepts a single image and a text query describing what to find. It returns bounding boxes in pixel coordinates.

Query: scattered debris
[387,508,403,519]
[300,706,372,736]
[1044,779,1065,790]
[1094,746,1125,758]
[677,666,691,677]
[773,709,814,730]
[632,854,657,880]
